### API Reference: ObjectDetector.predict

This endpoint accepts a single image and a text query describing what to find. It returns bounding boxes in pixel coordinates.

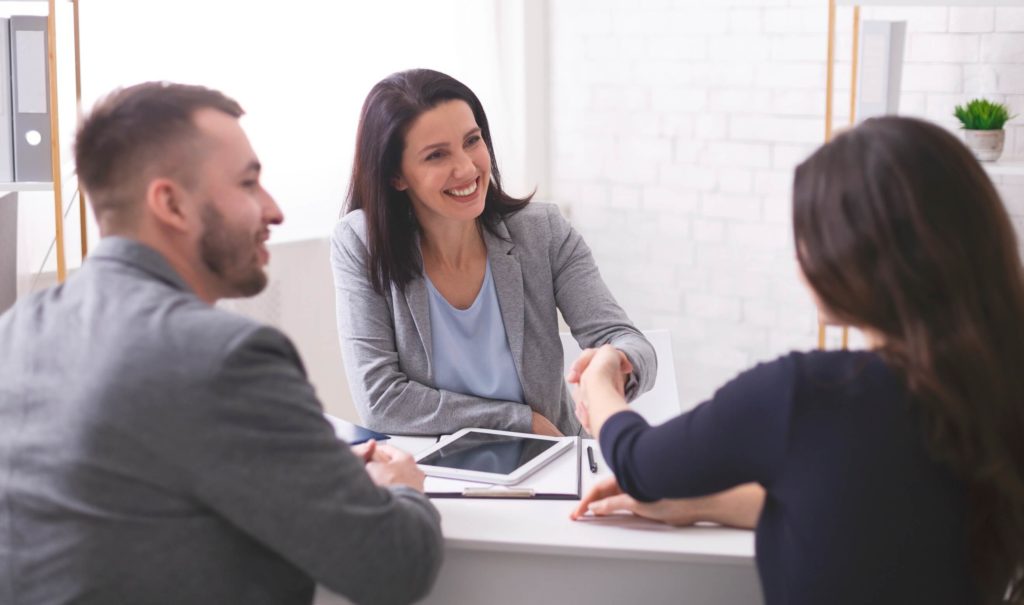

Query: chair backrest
[560,329,681,426]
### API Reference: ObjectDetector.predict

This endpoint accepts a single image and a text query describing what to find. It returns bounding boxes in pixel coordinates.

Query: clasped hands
[351,439,426,493]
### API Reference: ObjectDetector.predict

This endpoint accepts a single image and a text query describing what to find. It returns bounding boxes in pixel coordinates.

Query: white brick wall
[550,0,1024,408]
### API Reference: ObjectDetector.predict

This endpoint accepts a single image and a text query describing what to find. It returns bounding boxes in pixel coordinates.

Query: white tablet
[415,428,574,486]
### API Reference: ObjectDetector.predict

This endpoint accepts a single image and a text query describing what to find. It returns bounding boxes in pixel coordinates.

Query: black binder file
[9,15,51,182]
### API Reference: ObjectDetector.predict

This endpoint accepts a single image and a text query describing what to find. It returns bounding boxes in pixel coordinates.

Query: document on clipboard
[424,436,583,500]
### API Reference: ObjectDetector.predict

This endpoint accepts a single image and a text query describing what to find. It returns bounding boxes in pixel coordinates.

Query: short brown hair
[74,82,244,226]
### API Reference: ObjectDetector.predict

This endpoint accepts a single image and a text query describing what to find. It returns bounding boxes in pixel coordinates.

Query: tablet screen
[418,432,560,475]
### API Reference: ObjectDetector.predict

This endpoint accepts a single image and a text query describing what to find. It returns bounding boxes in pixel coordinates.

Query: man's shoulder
[90,265,284,374]
[172,301,268,348]
[156,298,301,378]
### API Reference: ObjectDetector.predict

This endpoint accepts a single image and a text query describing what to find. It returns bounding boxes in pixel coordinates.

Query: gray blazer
[331,202,656,436]
[0,237,442,605]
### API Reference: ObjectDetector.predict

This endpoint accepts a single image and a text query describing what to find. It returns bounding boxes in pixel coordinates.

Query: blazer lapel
[484,221,525,387]
[403,236,433,377]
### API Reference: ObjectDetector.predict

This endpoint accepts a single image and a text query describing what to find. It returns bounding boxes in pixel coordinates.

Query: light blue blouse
[424,261,526,404]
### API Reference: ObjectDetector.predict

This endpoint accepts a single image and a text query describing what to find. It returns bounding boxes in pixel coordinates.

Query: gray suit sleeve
[330,222,533,435]
[177,326,443,605]
[545,205,657,400]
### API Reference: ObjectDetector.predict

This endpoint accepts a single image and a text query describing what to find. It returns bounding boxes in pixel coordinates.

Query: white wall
[548,0,1024,408]
[73,0,539,245]
[11,2,1024,421]
[12,0,546,291]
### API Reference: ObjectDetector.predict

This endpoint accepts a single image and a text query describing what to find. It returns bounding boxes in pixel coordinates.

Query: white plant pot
[963,129,1005,162]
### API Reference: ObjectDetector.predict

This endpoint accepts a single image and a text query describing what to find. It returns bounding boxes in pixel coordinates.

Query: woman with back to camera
[569,116,1024,604]
[331,68,656,436]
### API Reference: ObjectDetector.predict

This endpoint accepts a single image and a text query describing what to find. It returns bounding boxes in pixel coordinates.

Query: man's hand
[531,411,563,437]
[364,444,426,493]
[351,439,381,463]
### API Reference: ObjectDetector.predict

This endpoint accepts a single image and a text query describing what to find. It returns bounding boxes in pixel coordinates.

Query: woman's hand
[571,477,765,530]
[565,346,633,390]
[574,399,592,435]
[531,411,563,437]
[568,345,633,437]
[571,476,703,526]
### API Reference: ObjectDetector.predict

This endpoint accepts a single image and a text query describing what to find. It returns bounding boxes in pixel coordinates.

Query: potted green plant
[954,98,1015,162]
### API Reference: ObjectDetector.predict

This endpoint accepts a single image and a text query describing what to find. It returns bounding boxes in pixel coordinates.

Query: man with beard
[0,82,443,605]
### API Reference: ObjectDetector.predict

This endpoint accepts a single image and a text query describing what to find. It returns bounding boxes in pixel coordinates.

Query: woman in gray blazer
[330,69,656,436]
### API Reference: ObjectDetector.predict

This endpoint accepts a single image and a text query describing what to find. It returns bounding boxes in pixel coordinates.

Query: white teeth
[446,179,478,197]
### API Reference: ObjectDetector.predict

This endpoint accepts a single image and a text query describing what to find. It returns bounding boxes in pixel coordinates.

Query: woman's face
[393,99,491,227]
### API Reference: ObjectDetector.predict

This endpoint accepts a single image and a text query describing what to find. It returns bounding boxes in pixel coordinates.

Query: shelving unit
[983,160,1024,177]
[1,0,82,284]
[0,181,52,192]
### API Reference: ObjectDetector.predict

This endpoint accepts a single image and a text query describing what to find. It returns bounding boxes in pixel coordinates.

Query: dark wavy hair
[344,69,531,294]
[794,116,1024,604]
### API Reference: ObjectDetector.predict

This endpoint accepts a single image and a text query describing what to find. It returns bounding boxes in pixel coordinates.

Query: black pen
[587,445,598,473]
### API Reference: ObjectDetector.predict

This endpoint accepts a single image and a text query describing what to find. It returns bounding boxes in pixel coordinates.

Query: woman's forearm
[587,382,630,437]
[696,483,765,529]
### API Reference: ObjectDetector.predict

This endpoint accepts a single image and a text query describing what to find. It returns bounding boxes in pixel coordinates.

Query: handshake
[565,344,634,436]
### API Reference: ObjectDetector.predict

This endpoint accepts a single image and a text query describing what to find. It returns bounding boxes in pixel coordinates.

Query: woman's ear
[391,174,408,192]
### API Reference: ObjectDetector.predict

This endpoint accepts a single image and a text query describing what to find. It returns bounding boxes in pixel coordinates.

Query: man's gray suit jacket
[0,237,442,605]
[331,202,657,436]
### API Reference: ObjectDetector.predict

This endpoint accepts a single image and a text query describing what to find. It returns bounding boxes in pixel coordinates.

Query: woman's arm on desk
[572,347,793,501]
[572,477,764,529]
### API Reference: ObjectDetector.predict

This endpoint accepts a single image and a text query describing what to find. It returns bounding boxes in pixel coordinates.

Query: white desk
[315,436,760,605]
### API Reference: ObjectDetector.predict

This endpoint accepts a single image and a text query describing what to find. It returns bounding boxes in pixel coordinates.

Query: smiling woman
[330,69,658,437]
[394,101,495,239]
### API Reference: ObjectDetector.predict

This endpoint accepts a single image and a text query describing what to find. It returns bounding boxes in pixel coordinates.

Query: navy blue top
[600,350,974,605]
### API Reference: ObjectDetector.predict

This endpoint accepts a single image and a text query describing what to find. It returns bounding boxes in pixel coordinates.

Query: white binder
[0,18,13,182]
[9,15,51,182]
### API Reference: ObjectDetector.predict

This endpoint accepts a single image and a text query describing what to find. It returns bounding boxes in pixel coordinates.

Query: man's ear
[145,178,192,233]
[392,174,408,192]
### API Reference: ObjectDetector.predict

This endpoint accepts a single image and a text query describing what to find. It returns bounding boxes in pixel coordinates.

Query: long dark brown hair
[794,116,1024,603]
[344,69,530,294]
